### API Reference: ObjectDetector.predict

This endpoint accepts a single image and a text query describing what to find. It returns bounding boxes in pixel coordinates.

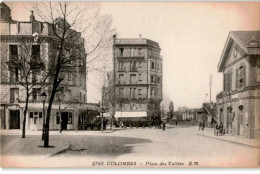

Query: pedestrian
[162,122,166,131]
[60,119,63,133]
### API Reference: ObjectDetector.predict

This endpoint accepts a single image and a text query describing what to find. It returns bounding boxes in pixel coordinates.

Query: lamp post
[41,92,47,141]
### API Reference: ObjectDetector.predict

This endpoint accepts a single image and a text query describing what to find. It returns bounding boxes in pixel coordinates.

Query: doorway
[9,110,20,129]
[61,112,68,130]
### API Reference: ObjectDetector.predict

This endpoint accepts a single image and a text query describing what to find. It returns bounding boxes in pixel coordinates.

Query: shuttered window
[237,66,246,88]
[224,72,232,92]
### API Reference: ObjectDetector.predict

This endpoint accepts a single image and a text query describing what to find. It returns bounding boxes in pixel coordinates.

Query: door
[61,112,68,130]
[226,111,229,133]
[9,110,20,129]
[237,113,240,135]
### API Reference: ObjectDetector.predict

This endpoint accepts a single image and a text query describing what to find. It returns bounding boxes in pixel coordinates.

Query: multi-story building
[217,31,260,138]
[0,3,87,130]
[112,35,163,122]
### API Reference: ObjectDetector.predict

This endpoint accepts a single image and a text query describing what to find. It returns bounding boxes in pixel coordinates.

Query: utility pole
[210,74,212,107]
[101,87,104,132]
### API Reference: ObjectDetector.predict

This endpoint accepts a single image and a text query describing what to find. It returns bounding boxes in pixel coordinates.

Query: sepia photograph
[0,1,260,168]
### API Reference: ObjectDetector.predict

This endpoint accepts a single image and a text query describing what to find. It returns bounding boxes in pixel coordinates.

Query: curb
[196,133,260,149]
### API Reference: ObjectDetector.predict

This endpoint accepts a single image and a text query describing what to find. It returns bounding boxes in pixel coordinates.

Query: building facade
[0,3,87,130]
[217,31,260,139]
[112,36,163,122]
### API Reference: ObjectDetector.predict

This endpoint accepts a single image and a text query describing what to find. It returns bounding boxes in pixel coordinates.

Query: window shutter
[224,74,226,92]
[229,72,232,91]
[236,69,239,89]
[243,66,246,87]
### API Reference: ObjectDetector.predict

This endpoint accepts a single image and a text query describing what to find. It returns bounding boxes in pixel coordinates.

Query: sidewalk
[0,129,115,136]
[196,127,260,149]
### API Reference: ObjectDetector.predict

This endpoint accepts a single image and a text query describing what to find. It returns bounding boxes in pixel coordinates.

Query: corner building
[0,3,87,130]
[113,36,163,122]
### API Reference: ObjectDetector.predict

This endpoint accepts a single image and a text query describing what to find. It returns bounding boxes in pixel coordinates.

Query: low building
[217,31,260,138]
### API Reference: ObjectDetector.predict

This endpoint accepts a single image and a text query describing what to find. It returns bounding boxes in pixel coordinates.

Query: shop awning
[114,111,147,118]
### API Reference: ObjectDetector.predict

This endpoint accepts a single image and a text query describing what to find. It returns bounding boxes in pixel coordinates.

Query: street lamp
[41,91,47,141]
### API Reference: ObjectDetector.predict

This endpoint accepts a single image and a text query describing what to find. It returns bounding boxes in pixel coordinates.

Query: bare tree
[32,2,115,147]
[1,37,49,138]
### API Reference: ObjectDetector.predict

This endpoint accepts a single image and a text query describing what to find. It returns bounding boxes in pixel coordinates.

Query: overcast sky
[6,2,260,109]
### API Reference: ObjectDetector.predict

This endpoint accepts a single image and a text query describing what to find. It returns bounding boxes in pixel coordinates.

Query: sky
[6,1,260,109]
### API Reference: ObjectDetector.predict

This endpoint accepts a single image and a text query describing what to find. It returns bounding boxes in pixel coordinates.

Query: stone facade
[217,31,260,139]
[0,3,87,130]
[112,36,163,121]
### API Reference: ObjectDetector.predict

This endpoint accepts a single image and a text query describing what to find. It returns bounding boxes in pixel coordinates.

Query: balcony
[29,60,45,70]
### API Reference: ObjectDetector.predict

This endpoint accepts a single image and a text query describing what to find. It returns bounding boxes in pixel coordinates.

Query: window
[80,92,82,102]
[32,45,40,61]
[157,77,160,83]
[130,61,137,71]
[151,75,155,83]
[148,49,152,57]
[119,88,124,97]
[139,61,142,68]
[39,112,42,118]
[236,66,246,88]
[130,74,136,84]
[119,61,124,71]
[133,88,136,98]
[32,88,41,100]
[32,21,41,34]
[157,63,160,70]
[10,67,19,83]
[138,74,142,81]
[15,67,19,82]
[32,73,37,84]
[151,62,155,69]
[68,113,73,124]
[30,112,33,118]
[224,72,232,92]
[9,45,18,58]
[67,72,72,81]
[56,112,60,124]
[130,48,134,57]
[138,88,142,95]
[138,48,142,55]
[119,74,124,84]
[150,88,155,96]
[119,48,124,57]
[10,88,19,103]
[257,63,260,82]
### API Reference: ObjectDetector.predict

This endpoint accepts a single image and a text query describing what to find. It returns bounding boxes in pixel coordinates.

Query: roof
[114,38,160,48]
[218,31,260,72]
[232,31,260,48]
[0,2,10,9]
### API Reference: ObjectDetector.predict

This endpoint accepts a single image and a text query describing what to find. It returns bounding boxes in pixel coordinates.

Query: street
[1,125,259,168]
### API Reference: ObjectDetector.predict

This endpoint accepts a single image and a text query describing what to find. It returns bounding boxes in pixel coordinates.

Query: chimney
[30,10,35,22]
[113,34,116,44]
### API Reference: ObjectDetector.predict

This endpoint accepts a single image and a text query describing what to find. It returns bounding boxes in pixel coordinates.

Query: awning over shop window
[114,111,147,118]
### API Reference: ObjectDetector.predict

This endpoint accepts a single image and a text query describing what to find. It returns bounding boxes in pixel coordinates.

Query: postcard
[0,1,260,168]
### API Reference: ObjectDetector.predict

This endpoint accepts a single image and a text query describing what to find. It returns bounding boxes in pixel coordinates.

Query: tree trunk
[22,91,29,138]
[44,87,56,147]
